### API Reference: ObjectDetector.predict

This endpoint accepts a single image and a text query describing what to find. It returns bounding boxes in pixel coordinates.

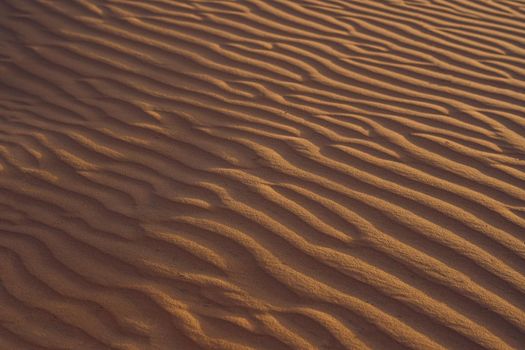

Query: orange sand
[1,1,525,349]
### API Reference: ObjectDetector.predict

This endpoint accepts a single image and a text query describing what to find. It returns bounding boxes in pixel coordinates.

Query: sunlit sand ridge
[1,0,525,349]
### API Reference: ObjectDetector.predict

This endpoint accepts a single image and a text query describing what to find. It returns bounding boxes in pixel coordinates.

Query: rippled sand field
[1,1,525,349]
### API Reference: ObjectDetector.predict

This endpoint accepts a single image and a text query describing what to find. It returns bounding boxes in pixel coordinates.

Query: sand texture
[1,0,525,349]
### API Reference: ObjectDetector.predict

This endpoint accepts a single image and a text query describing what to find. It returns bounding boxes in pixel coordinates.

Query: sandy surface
[1,0,525,349]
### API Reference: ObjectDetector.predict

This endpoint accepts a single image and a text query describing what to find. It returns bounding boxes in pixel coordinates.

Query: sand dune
[1,0,525,349]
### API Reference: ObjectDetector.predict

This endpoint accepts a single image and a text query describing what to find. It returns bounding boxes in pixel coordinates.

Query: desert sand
[1,0,525,349]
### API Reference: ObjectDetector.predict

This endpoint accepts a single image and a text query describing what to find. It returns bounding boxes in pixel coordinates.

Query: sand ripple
[1,0,525,349]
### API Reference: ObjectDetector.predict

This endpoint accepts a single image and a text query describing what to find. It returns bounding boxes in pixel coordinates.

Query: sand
[1,0,525,349]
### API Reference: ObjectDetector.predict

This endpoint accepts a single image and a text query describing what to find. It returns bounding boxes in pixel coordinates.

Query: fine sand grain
[1,1,525,349]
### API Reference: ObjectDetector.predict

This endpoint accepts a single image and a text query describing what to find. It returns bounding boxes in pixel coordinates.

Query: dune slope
[1,0,525,349]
